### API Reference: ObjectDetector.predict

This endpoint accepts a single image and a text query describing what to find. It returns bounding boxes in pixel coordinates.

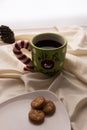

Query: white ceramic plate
[0,90,71,130]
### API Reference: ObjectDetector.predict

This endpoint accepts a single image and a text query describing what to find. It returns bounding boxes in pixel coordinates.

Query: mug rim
[30,32,67,51]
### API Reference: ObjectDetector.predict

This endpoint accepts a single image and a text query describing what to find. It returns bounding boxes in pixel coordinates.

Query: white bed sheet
[0,26,87,130]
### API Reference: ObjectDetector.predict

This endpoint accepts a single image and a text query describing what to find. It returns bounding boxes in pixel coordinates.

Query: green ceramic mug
[13,33,67,76]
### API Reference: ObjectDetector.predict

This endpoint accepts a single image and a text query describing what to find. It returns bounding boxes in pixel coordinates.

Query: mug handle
[13,40,34,71]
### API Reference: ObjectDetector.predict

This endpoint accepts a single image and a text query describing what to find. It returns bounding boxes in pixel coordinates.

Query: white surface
[0,90,71,130]
[0,0,87,28]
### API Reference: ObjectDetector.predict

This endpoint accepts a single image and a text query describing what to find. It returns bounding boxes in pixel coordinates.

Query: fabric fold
[0,26,87,130]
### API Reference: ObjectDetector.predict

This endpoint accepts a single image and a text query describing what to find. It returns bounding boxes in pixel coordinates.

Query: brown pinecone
[0,25,15,43]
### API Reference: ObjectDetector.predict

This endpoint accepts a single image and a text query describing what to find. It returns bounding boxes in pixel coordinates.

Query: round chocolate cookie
[29,109,45,124]
[31,96,46,109]
[42,100,56,115]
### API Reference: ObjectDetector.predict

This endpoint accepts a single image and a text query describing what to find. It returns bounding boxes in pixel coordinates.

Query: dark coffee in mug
[35,40,62,49]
